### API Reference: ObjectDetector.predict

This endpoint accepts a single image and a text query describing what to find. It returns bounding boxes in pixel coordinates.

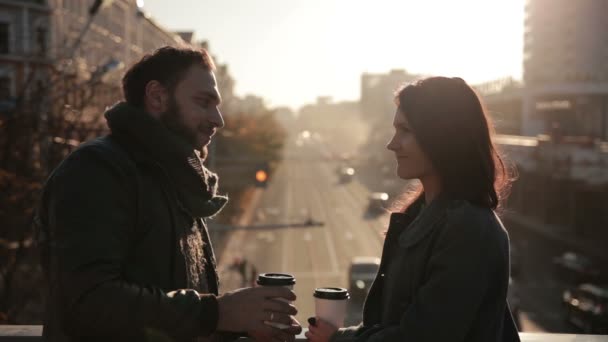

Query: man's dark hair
[122,46,215,107]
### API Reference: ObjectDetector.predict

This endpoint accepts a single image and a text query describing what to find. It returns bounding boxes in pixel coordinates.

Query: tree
[0,2,122,322]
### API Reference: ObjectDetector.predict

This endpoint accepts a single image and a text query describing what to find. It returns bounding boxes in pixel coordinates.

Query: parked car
[562,283,608,333]
[348,256,381,302]
[367,192,389,214]
[553,252,601,283]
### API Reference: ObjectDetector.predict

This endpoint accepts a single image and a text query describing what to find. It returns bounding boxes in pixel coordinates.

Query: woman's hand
[305,317,338,342]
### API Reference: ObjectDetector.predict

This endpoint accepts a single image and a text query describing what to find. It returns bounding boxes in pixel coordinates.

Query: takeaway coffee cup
[256,273,296,291]
[257,273,296,329]
[314,287,350,328]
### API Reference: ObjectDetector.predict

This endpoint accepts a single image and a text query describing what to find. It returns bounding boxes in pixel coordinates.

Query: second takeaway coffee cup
[257,273,296,329]
[314,287,350,328]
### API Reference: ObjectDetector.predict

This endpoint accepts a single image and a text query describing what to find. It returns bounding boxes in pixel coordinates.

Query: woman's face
[387,109,436,180]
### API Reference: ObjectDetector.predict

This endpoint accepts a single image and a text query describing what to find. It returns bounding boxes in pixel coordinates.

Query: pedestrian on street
[306,77,520,342]
[35,46,301,342]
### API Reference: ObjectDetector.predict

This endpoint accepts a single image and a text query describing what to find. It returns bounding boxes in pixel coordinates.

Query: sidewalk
[504,212,608,264]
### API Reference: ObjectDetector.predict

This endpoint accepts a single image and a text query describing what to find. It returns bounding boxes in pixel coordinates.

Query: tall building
[360,69,420,122]
[522,0,608,139]
[474,77,523,135]
[0,0,240,177]
[0,0,190,110]
[524,0,608,85]
[0,0,50,108]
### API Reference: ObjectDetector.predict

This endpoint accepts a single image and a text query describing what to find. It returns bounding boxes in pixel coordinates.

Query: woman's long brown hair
[394,77,514,211]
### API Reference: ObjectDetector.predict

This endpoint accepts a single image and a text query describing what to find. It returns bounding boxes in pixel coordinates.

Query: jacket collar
[386,193,452,249]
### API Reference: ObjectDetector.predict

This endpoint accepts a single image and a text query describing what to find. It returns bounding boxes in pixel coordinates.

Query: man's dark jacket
[35,103,229,341]
[331,195,521,342]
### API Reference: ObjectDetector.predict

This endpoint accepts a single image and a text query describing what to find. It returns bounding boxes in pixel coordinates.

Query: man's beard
[160,96,208,160]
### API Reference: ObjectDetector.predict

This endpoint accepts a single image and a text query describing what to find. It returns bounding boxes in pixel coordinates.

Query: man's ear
[144,80,169,118]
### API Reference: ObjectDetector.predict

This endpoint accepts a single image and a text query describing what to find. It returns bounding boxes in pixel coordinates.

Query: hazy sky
[142,0,525,110]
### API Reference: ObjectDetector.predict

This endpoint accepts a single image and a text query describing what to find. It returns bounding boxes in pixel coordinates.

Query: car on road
[562,283,608,333]
[367,192,389,214]
[348,256,381,302]
[553,251,601,283]
[339,167,355,183]
[303,216,325,227]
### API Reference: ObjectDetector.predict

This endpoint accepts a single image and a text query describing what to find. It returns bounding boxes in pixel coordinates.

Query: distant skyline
[143,0,525,110]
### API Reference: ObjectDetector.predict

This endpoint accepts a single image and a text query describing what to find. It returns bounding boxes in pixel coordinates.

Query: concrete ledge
[0,326,42,342]
[1,326,607,341]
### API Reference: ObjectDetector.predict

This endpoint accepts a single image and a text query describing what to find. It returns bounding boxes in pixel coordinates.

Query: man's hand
[216,286,297,334]
[249,316,302,341]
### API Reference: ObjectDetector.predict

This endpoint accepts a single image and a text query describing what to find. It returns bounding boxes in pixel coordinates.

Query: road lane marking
[304,231,312,241]
[321,210,340,273]
[281,167,292,273]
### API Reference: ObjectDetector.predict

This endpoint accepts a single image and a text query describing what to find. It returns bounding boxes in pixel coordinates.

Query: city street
[214,136,559,332]
[2,1,607,339]
[216,139,387,325]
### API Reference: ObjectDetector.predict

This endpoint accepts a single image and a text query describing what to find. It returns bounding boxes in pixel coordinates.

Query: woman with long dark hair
[306,77,520,342]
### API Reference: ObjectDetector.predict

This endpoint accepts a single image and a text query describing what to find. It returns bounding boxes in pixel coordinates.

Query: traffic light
[254,165,269,188]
